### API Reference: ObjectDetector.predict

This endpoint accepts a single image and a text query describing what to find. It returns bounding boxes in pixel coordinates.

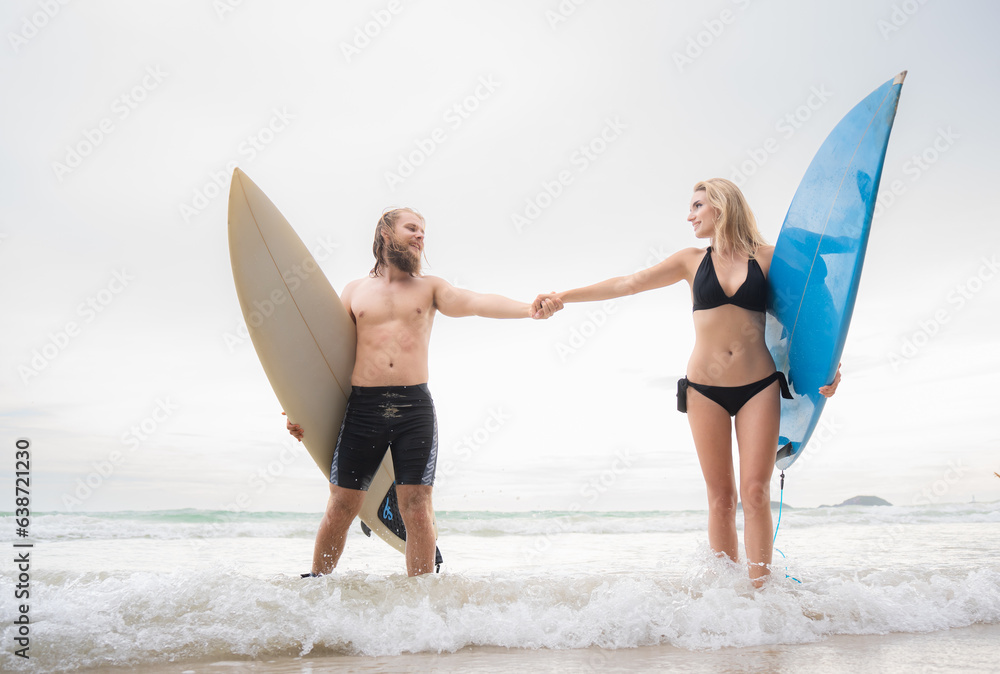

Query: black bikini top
[692,247,767,313]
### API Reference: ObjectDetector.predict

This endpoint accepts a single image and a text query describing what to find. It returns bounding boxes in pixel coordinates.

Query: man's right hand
[532,292,562,319]
[282,412,304,441]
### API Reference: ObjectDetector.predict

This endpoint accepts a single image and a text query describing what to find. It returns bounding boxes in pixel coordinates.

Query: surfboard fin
[378,484,408,539]
[775,441,796,463]
[360,521,373,537]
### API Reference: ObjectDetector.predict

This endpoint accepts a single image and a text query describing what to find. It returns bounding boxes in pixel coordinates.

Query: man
[288,207,562,576]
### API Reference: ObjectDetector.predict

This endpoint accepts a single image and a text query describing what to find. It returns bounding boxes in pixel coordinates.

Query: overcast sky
[3,0,998,514]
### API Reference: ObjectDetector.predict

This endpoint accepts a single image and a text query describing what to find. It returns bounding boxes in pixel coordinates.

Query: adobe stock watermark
[875,457,969,552]
[179,107,295,223]
[190,436,311,551]
[729,84,834,187]
[8,0,72,53]
[223,236,340,352]
[521,447,634,562]
[877,0,931,39]
[61,397,179,510]
[214,0,247,20]
[579,447,633,504]
[672,0,754,73]
[553,299,620,362]
[383,75,501,191]
[912,459,969,506]
[873,126,959,219]
[545,0,589,30]
[18,269,134,385]
[511,116,627,233]
[554,245,666,361]
[776,414,845,472]
[887,254,998,371]
[242,437,312,499]
[435,407,511,488]
[51,66,168,182]
[340,0,406,63]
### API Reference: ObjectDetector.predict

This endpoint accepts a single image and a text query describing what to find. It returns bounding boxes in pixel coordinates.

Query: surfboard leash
[772,470,801,584]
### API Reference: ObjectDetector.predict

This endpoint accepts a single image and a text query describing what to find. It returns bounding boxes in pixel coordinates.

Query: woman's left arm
[819,363,842,397]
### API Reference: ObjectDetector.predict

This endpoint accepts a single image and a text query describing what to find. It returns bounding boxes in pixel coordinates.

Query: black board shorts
[330,384,438,490]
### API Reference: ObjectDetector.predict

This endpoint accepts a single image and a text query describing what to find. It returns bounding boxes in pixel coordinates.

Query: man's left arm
[431,277,562,319]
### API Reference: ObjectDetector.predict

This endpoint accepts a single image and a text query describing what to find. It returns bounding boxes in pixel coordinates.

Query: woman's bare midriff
[686,305,775,385]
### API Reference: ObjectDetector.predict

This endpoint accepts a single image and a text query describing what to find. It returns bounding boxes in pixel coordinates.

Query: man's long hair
[370,207,425,277]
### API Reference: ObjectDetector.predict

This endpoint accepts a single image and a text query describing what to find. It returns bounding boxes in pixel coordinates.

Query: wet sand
[107,622,1000,673]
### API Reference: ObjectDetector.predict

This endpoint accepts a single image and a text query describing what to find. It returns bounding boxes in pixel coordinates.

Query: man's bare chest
[353,284,434,326]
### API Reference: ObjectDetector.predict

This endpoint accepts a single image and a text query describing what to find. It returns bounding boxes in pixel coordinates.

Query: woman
[533,178,840,586]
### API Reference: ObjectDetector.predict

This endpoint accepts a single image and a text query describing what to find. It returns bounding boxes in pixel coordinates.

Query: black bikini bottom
[677,372,792,417]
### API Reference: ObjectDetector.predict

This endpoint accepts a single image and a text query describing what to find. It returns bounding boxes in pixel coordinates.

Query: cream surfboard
[227,168,440,567]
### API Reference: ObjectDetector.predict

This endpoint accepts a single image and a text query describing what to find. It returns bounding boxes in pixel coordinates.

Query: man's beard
[385,238,422,275]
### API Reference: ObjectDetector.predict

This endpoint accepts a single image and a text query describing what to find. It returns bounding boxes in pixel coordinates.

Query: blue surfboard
[766,71,906,469]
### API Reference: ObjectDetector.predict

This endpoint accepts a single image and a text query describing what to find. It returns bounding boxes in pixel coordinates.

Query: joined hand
[531,293,563,319]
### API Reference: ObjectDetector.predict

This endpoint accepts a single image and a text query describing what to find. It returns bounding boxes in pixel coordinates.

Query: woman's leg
[734,381,781,586]
[686,388,739,563]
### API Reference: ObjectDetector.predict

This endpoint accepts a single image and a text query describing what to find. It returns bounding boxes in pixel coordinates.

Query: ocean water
[2,503,999,672]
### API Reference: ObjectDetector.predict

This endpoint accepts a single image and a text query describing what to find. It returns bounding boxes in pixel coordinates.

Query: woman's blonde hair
[693,178,767,258]
[370,207,425,277]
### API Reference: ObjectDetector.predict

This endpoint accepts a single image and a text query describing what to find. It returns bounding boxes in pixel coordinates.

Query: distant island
[821,495,893,507]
